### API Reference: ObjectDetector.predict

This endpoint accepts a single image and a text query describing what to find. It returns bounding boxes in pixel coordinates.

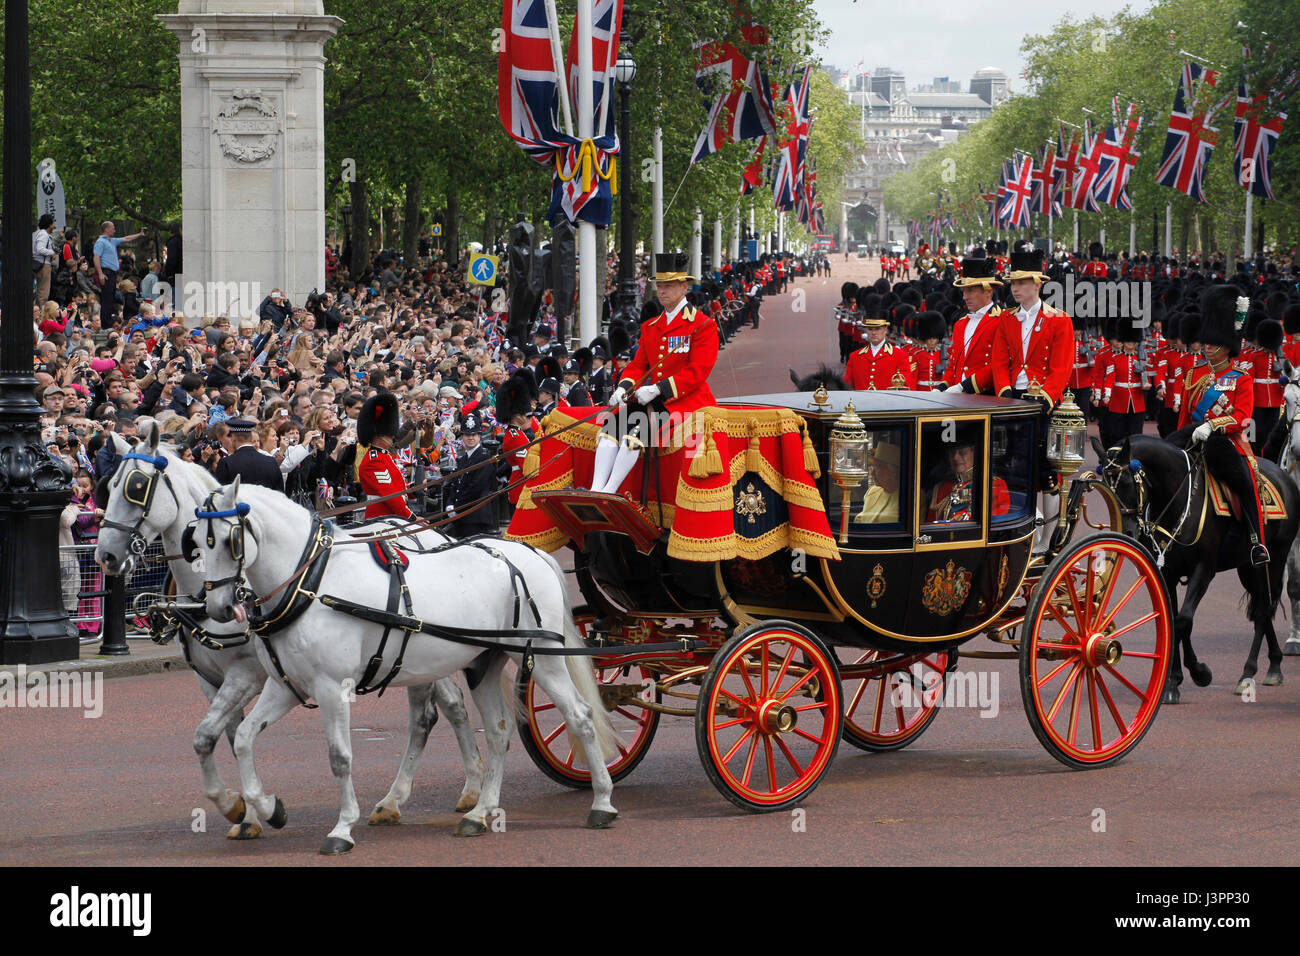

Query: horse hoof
[1190,662,1213,687]
[226,821,262,840]
[585,809,618,829]
[1284,642,1300,657]
[368,806,401,826]
[222,794,247,824]
[267,797,288,830]
[319,836,354,856]
[1234,678,1255,696]
[1161,684,1181,705]
[454,792,479,813]
[1263,670,1284,687]
[454,818,488,838]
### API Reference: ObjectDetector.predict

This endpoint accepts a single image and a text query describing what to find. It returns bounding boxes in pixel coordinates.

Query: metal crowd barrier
[60,539,171,650]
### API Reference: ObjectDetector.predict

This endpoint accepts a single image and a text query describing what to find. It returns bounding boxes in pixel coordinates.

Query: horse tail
[562,613,621,764]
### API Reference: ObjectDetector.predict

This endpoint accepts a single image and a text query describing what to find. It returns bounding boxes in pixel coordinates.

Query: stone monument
[159,1,342,318]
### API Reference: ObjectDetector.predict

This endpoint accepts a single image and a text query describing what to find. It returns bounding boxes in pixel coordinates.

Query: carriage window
[920,420,993,538]
[991,418,1035,524]
[849,426,909,532]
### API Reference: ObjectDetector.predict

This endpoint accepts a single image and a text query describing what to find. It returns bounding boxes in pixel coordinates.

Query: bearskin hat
[537,355,563,383]
[572,347,593,377]
[916,310,947,342]
[1266,292,1289,320]
[856,291,885,319]
[873,277,890,294]
[495,375,534,423]
[515,364,539,399]
[1199,284,1243,356]
[1284,304,1300,336]
[1257,319,1284,353]
[608,321,631,357]
[1117,319,1144,344]
[841,281,860,302]
[357,392,400,446]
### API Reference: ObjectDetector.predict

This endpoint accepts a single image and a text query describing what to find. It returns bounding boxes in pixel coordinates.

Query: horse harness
[99,452,180,558]
[1104,445,1204,568]
[192,497,710,709]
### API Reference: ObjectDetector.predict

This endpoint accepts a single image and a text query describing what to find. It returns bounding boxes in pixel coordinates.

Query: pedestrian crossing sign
[468,254,498,286]
[431,224,442,236]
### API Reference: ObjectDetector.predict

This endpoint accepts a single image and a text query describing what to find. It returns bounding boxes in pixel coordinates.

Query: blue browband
[195,503,251,520]
[122,451,168,469]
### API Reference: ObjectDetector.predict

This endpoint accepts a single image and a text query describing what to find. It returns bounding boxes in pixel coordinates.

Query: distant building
[969,66,1010,106]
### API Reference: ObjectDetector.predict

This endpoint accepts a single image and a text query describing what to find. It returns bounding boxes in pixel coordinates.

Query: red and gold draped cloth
[504,405,840,563]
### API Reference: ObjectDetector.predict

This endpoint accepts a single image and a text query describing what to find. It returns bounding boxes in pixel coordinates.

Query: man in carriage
[925,428,1011,523]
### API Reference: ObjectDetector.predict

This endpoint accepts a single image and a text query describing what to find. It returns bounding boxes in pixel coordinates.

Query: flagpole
[652,126,663,256]
[713,215,722,270]
[1244,190,1254,259]
[1164,202,1172,257]
[1129,206,1136,258]
[576,0,595,346]
[691,208,703,278]
[1072,210,1079,255]
[731,207,740,261]
[543,0,574,136]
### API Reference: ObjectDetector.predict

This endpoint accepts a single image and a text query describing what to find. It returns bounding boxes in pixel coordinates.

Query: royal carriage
[506,388,1174,811]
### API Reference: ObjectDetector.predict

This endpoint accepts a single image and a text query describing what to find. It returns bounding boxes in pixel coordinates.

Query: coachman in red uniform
[356,392,416,521]
[846,294,916,389]
[1172,286,1269,565]
[943,251,1006,395]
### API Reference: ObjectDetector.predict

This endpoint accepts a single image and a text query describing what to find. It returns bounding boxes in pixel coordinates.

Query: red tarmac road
[4,258,1298,867]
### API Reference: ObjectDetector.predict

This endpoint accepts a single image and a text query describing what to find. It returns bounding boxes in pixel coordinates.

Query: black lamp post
[1,0,78,664]
[610,32,639,331]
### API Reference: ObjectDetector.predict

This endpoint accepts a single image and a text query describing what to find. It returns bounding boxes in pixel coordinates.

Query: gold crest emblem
[866,563,887,607]
[922,559,972,616]
[996,553,1010,599]
[735,482,766,525]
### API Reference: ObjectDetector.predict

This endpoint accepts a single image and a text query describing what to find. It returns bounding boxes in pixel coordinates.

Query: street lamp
[1,0,78,663]
[610,31,639,333]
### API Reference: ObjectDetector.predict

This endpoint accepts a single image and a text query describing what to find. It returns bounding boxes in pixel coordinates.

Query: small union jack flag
[1155,61,1226,203]
[1233,83,1286,199]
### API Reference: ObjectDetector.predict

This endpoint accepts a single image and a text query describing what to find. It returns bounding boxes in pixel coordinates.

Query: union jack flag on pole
[690,23,779,165]
[1155,61,1225,203]
[1068,119,1103,212]
[1233,83,1286,199]
[1031,143,1062,218]
[999,153,1035,230]
[772,66,812,212]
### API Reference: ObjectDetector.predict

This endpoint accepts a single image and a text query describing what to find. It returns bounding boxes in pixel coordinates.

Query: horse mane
[789,364,848,392]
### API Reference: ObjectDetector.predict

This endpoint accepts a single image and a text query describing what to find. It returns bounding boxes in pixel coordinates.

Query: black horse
[1093,433,1300,703]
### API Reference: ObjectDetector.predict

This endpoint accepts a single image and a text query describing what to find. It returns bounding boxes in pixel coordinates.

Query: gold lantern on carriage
[829,400,870,544]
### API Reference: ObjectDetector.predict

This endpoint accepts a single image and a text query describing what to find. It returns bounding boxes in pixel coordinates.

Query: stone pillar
[159,1,342,320]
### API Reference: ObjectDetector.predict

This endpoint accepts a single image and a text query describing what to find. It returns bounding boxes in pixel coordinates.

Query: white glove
[1236,295,1251,314]
[943,383,964,394]
[1192,422,1213,443]
[635,383,661,404]
[445,505,456,517]
[608,386,627,407]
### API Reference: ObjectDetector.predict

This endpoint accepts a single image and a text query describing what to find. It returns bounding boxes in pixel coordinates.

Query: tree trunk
[349,178,370,278]
[403,176,422,266]
[1203,216,1217,259]
[1179,207,1191,259]
[446,188,460,269]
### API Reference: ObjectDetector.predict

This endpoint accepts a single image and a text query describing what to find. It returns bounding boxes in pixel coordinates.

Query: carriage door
[906,416,994,638]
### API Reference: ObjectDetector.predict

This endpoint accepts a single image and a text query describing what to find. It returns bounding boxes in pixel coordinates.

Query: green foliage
[881,0,1298,254]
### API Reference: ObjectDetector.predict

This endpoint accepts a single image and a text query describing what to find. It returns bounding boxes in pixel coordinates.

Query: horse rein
[1106,445,1200,568]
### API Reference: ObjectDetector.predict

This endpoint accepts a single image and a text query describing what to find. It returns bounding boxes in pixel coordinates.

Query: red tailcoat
[943,307,1006,393]
[617,303,719,413]
[992,303,1074,406]
[846,342,916,390]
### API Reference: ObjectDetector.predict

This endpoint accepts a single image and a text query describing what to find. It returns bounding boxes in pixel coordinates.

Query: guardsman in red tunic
[494,376,535,509]
[1068,316,1094,425]
[1249,318,1285,453]
[1082,241,1107,279]
[837,281,860,364]
[846,294,916,390]
[1101,320,1147,444]
[1281,305,1300,370]
[356,392,418,521]
[991,245,1075,411]
[592,252,720,495]
[942,252,1006,395]
[1174,286,1268,565]
[1091,321,1117,435]
[910,311,946,390]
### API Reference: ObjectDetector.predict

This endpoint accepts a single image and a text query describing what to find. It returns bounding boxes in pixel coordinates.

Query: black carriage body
[580,390,1043,653]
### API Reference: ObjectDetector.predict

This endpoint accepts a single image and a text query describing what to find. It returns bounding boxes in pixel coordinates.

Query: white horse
[1275,382,1300,657]
[193,478,619,854]
[94,426,485,840]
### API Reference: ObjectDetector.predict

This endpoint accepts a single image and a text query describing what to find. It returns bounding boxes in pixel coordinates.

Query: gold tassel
[801,425,820,478]
[608,155,617,196]
[747,418,763,473]
[705,432,723,475]
[688,440,711,478]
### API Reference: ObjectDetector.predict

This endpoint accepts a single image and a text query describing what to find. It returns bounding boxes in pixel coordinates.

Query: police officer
[445,411,497,536]
[562,349,593,407]
[215,418,284,492]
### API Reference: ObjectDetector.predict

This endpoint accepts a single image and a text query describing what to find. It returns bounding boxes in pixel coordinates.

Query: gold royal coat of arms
[922,559,972,616]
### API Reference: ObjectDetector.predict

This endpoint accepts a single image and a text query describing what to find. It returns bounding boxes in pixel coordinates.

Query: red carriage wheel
[517,610,661,788]
[695,622,842,812]
[1019,534,1172,769]
[838,648,949,752]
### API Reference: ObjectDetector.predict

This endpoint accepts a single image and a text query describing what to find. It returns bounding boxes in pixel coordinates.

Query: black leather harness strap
[353,539,418,698]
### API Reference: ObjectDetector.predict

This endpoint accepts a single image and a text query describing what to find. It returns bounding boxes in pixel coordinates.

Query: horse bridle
[100,451,180,557]
[1101,445,1199,568]
[191,492,257,604]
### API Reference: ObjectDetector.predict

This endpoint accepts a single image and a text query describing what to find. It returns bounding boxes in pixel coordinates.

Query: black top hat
[357,393,400,446]
[655,252,694,282]
[1007,245,1048,282]
[955,256,1003,287]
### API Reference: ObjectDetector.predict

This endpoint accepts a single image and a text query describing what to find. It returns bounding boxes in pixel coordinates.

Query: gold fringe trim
[503,527,570,552]
[522,443,540,480]
[537,405,810,456]
[664,522,840,563]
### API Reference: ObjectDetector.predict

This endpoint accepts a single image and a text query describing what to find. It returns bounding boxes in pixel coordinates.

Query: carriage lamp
[829,400,870,543]
[1046,389,1087,479]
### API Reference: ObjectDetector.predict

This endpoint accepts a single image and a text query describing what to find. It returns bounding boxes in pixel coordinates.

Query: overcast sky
[813,0,1156,92]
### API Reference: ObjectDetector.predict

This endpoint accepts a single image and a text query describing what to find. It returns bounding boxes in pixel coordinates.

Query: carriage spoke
[1065,568,1087,630]
[1096,578,1145,636]
[1103,661,1150,701]
[777,668,816,702]
[542,723,567,746]
[1067,670,1083,746]
[1046,662,1083,723]
[534,702,557,713]
[1045,600,1082,642]
[564,747,576,768]
[720,688,752,712]
[1095,672,1129,737]
[737,660,760,703]
[741,730,760,786]
[1087,671,1102,752]
[1118,651,1160,659]
[793,701,828,712]
[1083,554,1098,627]
[792,727,824,745]
[846,673,869,719]
[1036,654,1076,689]
[770,649,796,699]
[761,641,771,696]
[872,674,887,733]
[1106,611,1159,641]
[723,726,757,764]
[764,738,778,792]
[614,706,642,722]
[714,717,748,730]
[1094,553,1127,627]
[774,734,804,777]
